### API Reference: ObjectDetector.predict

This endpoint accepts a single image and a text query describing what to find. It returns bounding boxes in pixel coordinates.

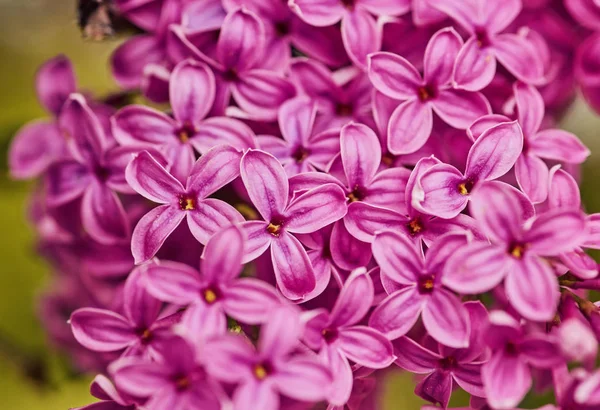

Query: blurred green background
[0,2,599,409]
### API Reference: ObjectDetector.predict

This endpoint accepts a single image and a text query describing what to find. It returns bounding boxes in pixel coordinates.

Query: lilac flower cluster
[8,0,600,409]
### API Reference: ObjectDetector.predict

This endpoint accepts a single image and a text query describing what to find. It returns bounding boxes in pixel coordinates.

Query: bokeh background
[1,1,599,409]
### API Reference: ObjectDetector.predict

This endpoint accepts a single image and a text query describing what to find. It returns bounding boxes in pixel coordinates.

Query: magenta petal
[36,54,76,115]
[70,308,135,352]
[259,306,303,358]
[387,100,433,155]
[111,359,172,398]
[278,96,316,146]
[201,224,244,283]
[453,363,485,398]
[433,89,491,129]
[412,163,466,219]
[145,261,202,304]
[45,160,92,206]
[529,129,590,163]
[519,335,563,368]
[341,122,381,189]
[8,120,63,179]
[515,154,549,204]
[205,335,255,383]
[330,268,374,327]
[415,371,453,408]
[112,105,178,146]
[240,221,272,263]
[341,8,381,68]
[372,230,421,285]
[513,82,544,138]
[453,37,497,92]
[422,289,470,348]
[111,34,164,89]
[289,0,344,27]
[344,202,405,242]
[190,117,255,153]
[393,336,438,373]
[442,242,511,294]
[284,183,347,233]
[483,0,522,33]
[232,70,296,121]
[467,114,510,141]
[560,249,598,280]
[423,27,463,85]
[482,351,532,410]
[504,256,559,322]
[126,151,184,203]
[465,121,523,182]
[187,199,243,245]
[224,278,280,324]
[271,231,316,300]
[369,287,424,339]
[81,182,129,244]
[427,0,478,32]
[337,326,395,369]
[180,303,227,340]
[524,209,587,255]
[321,347,353,406]
[131,205,185,264]
[217,8,265,72]
[493,34,545,85]
[122,269,162,328]
[233,382,279,410]
[169,60,215,125]
[367,52,421,100]
[241,149,289,221]
[60,94,106,163]
[187,144,242,198]
[330,220,372,271]
[272,355,332,402]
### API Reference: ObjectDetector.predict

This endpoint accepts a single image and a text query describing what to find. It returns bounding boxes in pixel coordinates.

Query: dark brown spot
[347,185,368,203]
[267,217,285,237]
[274,20,291,37]
[340,0,356,9]
[438,356,457,370]
[407,217,424,236]
[175,122,196,143]
[457,179,475,196]
[179,195,196,211]
[508,242,526,259]
[322,328,339,344]
[417,83,438,102]
[336,102,354,117]
[223,68,239,82]
[291,146,309,163]
[475,28,491,48]
[417,275,435,294]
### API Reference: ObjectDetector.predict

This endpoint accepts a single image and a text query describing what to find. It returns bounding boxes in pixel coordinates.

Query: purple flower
[221,0,348,69]
[369,231,471,348]
[205,306,332,410]
[257,96,340,176]
[469,83,589,203]
[393,301,489,407]
[302,268,395,405]
[74,374,134,410]
[443,181,586,321]
[368,27,491,154]
[170,8,296,120]
[565,0,600,31]
[289,0,410,67]
[70,268,178,358]
[481,310,563,409]
[429,0,547,91]
[239,149,347,300]
[290,58,374,132]
[45,94,135,244]
[345,155,484,245]
[576,33,600,115]
[111,335,226,410]
[125,146,243,263]
[412,121,523,219]
[113,59,255,182]
[144,225,280,336]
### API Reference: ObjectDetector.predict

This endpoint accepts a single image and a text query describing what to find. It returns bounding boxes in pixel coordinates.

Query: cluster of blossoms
[8,0,600,408]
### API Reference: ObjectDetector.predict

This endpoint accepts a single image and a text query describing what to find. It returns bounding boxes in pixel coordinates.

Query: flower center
[267,217,285,237]
[202,287,220,304]
[336,102,354,117]
[457,179,475,196]
[347,185,368,203]
[508,242,526,259]
[322,328,339,344]
[253,362,272,380]
[417,275,435,294]
[340,0,355,9]
[179,195,196,211]
[292,146,309,163]
[174,375,190,391]
[136,328,153,344]
[417,83,437,102]
[94,165,110,182]
[381,153,396,167]
[223,68,239,82]
[274,20,291,37]
[175,122,196,143]
[475,28,491,48]
[407,217,424,236]
[438,356,457,370]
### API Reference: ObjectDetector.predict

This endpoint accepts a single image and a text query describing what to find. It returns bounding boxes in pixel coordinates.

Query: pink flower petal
[187,198,243,245]
[271,231,316,300]
[529,129,590,163]
[284,183,347,233]
[422,289,470,348]
[344,202,406,242]
[36,54,76,116]
[112,105,178,147]
[372,230,422,285]
[482,350,532,409]
[330,268,374,327]
[187,144,242,199]
[131,205,186,264]
[169,59,215,125]
[341,8,381,68]
[232,70,296,121]
[224,278,280,324]
[369,287,424,339]
[515,154,550,204]
[217,8,265,72]
[367,52,421,100]
[388,99,433,155]
[145,261,203,304]
[341,122,381,189]
[337,326,395,368]
[433,89,491,129]
[452,37,497,92]
[81,182,130,244]
[493,33,545,86]
[423,27,463,85]
[70,308,135,352]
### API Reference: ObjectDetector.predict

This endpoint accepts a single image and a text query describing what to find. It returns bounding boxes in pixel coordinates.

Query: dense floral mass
[8,0,600,408]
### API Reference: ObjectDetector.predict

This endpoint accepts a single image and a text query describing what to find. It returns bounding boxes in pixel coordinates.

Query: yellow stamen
[203,288,217,304]
[267,222,281,236]
[458,183,469,196]
[253,364,268,380]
